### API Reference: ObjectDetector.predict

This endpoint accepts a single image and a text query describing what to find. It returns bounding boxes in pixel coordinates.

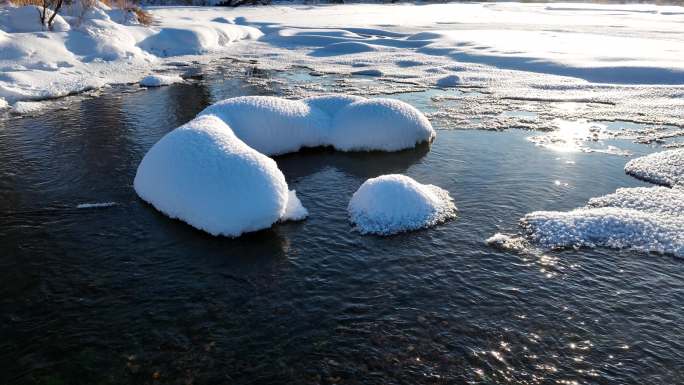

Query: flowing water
[1,67,682,385]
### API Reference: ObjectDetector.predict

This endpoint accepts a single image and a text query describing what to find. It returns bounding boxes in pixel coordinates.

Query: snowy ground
[1,2,683,138]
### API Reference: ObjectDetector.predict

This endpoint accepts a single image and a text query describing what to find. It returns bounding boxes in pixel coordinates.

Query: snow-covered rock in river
[140,74,184,87]
[12,101,45,114]
[521,186,684,256]
[624,149,684,187]
[348,174,456,235]
[134,115,300,237]
[199,95,435,155]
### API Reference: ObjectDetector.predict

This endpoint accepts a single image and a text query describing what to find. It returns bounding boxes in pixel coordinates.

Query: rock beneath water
[348,174,456,235]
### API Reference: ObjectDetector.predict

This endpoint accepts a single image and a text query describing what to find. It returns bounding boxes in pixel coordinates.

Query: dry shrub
[8,0,43,5]
[131,6,152,26]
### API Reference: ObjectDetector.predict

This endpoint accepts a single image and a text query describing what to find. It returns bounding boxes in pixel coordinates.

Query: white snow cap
[134,115,294,237]
[625,149,684,187]
[199,95,435,156]
[136,95,432,237]
[521,186,684,257]
[348,174,457,235]
[139,74,184,87]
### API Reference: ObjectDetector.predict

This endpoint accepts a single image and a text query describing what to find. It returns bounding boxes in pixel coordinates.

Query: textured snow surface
[624,149,684,187]
[199,95,434,155]
[12,101,45,114]
[517,148,684,256]
[436,75,461,87]
[134,115,290,237]
[139,74,184,87]
[348,174,456,235]
[0,6,70,33]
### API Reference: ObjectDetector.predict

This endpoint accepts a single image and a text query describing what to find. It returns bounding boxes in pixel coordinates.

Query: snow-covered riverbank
[2,2,684,116]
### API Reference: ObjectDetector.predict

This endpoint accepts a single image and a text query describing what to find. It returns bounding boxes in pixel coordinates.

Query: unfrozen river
[1,66,682,385]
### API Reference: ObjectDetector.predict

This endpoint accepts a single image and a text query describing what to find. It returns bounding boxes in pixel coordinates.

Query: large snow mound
[624,149,684,187]
[136,95,432,236]
[199,95,435,156]
[140,74,183,87]
[348,174,457,235]
[521,186,684,256]
[0,6,70,33]
[134,115,294,237]
[138,24,262,57]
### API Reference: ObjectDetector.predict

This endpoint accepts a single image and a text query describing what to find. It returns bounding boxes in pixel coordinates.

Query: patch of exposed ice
[348,174,456,235]
[140,74,184,87]
[76,202,117,209]
[624,149,684,187]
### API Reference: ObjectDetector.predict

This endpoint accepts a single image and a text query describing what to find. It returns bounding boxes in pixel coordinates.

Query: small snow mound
[0,6,70,33]
[0,98,8,109]
[331,98,435,152]
[281,190,308,221]
[77,202,117,209]
[140,74,184,87]
[436,74,462,87]
[624,149,684,187]
[522,186,684,256]
[134,115,289,237]
[486,233,528,252]
[348,174,456,235]
[12,101,45,114]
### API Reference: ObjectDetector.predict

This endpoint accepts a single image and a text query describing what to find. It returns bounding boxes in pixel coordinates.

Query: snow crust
[134,115,291,237]
[139,74,184,87]
[198,95,434,156]
[348,174,456,235]
[624,149,684,187]
[519,150,684,256]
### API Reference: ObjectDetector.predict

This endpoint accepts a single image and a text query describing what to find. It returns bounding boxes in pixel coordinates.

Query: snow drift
[348,174,456,235]
[136,95,433,236]
[199,95,435,155]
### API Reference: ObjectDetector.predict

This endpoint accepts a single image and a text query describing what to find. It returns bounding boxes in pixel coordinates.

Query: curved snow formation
[348,174,456,235]
[199,95,435,156]
[624,149,684,187]
[136,95,433,236]
[519,150,684,256]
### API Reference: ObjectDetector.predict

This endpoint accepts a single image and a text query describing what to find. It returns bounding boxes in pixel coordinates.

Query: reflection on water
[1,69,683,385]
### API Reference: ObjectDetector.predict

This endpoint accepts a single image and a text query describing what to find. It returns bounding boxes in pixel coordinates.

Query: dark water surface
[1,71,683,385]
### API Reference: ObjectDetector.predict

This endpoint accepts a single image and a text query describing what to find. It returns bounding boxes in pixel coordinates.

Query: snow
[12,101,46,114]
[0,97,7,109]
[139,74,184,87]
[134,115,294,237]
[624,149,684,187]
[348,174,456,235]
[282,190,308,221]
[518,150,684,256]
[198,95,434,155]
[0,5,70,33]
[330,98,435,152]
